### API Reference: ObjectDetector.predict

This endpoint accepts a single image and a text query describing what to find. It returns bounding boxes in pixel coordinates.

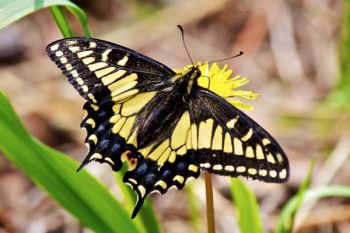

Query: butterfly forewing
[46,37,175,105]
[188,88,289,182]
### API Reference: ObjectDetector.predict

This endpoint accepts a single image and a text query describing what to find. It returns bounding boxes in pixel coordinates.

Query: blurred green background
[0,0,349,233]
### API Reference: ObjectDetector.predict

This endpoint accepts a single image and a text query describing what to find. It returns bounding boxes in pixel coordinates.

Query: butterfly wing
[46,37,175,105]
[46,37,177,172]
[188,88,289,182]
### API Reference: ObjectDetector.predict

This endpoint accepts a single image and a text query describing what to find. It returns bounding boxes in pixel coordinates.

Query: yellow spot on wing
[191,124,198,149]
[86,118,96,128]
[101,70,126,85]
[105,157,115,165]
[241,128,253,141]
[245,146,254,158]
[269,170,277,178]
[65,64,73,70]
[60,57,67,63]
[113,104,121,113]
[55,51,63,57]
[226,116,239,128]
[171,111,191,149]
[157,147,171,165]
[88,134,98,144]
[112,89,139,102]
[90,153,102,160]
[225,165,234,171]
[109,114,121,123]
[256,144,264,159]
[119,116,136,138]
[121,92,156,116]
[213,164,223,170]
[82,85,88,92]
[76,78,84,85]
[138,144,153,157]
[176,145,187,155]
[198,119,214,149]
[117,55,129,66]
[95,67,116,78]
[212,126,223,150]
[237,166,246,173]
[68,46,80,52]
[266,153,276,164]
[148,140,169,161]
[223,132,233,153]
[277,153,284,163]
[168,151,176,163]
[101,49,112,61]
[248,168,257,175]
[112,117,126,134]
[127,129,138,147]
[50,44,59,51]
[91,104,99,111]
[155,180,167,189]
[138,185,146,198]
[89,42,97,48]
[88,62,108,71]
[77,50,93,58]
[259,169,267,176]
[82,57,95,65]
[109,74,138,93]
[188,164,198,172]
[72,70,79,78]
[186,128,192,149]
[262,138,271,146]
[233,138,243,155]
[279,169,287,179]
[173,175,184,184]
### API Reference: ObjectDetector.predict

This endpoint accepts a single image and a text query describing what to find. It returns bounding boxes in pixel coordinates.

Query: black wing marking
[189,88,289,182]
[46,37,175,105]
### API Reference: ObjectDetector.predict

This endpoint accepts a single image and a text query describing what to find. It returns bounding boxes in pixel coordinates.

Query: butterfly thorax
[133,67,200,148]
[172,66,201,95]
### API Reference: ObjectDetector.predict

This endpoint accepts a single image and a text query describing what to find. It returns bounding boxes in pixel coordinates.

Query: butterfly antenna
[178,25,194,66]
[207,51,244,65]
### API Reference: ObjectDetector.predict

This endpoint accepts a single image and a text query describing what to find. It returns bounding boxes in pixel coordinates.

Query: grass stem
[204,172,216,233]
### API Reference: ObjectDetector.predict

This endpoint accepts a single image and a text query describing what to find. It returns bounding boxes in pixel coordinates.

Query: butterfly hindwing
[189,88,289,182]
[46,37,175,105]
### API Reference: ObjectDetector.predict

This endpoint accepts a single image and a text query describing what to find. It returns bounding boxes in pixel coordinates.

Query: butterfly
[46,37,289,218]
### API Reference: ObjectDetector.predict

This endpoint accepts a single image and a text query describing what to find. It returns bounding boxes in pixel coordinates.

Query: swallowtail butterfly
[47,37,289,218]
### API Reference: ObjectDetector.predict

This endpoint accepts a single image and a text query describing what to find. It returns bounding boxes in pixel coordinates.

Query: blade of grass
[275,158,315,233]
[0,0,91,37]
[50,5,75,37]
[185,183,201,233]
[230,178,263,233]
[0,92,139,233]
[276,185,350,233]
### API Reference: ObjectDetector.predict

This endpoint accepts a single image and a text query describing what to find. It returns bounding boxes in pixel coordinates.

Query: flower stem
[204,172,216,233]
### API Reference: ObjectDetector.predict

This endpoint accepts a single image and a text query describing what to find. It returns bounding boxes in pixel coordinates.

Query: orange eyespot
[121,150,132,162]
[128,157,138,171]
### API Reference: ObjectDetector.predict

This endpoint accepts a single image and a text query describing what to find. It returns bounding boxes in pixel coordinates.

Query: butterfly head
[172,65,202,95]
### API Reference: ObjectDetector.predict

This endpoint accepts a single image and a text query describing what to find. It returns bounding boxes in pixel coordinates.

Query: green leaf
[275,158,315,233]
[230,178,263,233]
[276,185,350,233]
[0,92,139,233]
[0,0,91,37]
